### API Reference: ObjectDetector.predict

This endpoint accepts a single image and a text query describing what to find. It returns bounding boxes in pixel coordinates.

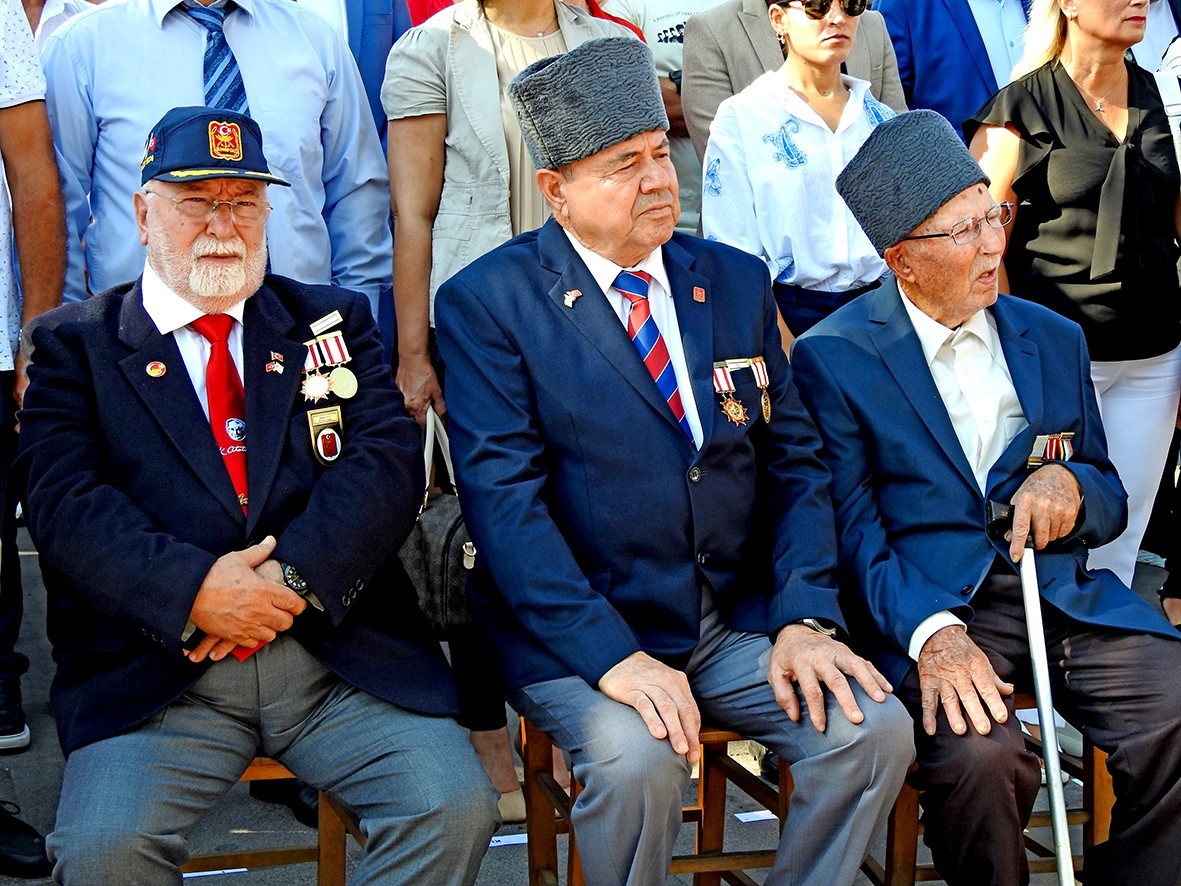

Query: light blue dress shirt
[42,0,392,312]
[966,0,1026,89]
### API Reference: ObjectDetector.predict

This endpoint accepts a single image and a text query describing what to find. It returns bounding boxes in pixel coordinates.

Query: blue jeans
[48,636,499,885]
[510,609,914,886]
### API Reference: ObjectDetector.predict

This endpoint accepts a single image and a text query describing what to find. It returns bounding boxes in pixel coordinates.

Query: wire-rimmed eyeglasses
[143,189,271,226]
[901,202,1014,247]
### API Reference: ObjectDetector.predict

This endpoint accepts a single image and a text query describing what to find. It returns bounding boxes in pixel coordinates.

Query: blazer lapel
[940,0,998,92]
[116,284,245,523]
[241,285,310,537]
[664,238,715,449]
[538,222,693,439]
[740,0,784,74]
[986,297,1045,486]
[451,0,510,185]
[868,284,980,495]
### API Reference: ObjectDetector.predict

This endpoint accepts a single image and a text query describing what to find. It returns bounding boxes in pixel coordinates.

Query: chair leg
[883,782,920,886]
[317,790,348,886]
[694,738,730,886]
[1083,743,1113,849]
[522,718,561,886]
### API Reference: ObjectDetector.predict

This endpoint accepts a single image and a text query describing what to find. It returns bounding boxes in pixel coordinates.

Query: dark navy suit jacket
[18,276,457,755]
[436,221,845,691]
[875,0,1030,137]
[791,281,1178,688]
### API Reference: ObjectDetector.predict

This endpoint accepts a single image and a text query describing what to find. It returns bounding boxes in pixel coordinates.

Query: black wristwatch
[279,561,309,597]
[669,69,683,95]
[794,617,838,637]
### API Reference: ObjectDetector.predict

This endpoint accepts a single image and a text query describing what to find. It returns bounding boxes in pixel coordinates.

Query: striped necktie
[614,271,693,440]
[185,4,251,115]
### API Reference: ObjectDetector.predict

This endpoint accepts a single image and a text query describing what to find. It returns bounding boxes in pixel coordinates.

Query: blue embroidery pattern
[864,98,894,127]
[762,117,807,169]
[704,157,722,196]
[775,256,796,283]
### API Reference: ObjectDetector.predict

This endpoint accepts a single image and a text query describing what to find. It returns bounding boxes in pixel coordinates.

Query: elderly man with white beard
[14,106,498,886]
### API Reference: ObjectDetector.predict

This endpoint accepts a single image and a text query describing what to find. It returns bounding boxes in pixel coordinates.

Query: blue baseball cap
[140,106,290,187]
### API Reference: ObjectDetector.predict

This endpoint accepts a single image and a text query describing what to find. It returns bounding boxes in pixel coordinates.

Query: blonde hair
[1010,0,1068,81]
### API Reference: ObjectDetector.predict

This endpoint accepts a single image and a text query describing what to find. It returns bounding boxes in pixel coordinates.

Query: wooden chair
[181,756,361,886]
[861,697,1114,886]
[520,718,793,886]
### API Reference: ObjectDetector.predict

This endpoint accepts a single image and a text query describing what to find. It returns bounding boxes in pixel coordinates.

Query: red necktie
[191,315,261,661]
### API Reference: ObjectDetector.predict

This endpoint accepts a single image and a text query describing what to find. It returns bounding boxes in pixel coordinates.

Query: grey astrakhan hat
[836,109,989,255]
[508,36,669,170]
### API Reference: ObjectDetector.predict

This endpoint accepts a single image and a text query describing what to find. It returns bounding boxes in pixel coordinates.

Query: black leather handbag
[398,407,475,636]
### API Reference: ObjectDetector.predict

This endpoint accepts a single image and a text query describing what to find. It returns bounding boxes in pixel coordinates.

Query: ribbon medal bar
[750,355,771,423]
[712,364,748,426]
[301,329,358,402]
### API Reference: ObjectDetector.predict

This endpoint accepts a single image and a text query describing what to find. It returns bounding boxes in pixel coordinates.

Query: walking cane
[986,501,1075,886]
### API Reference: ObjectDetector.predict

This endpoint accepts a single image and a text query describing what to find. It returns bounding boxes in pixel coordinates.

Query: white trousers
[1087,343,1181,585]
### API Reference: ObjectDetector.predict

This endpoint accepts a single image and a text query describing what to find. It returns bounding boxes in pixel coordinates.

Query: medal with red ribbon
[712,364,749,426]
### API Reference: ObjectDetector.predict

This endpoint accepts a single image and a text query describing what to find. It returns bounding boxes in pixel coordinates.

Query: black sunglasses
[783,0,868,18]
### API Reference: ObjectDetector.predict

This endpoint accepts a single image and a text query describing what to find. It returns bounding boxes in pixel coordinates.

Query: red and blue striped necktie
[614,271,693,441]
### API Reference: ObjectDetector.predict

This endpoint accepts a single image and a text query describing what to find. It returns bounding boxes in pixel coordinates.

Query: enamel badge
[308,406,344,465]
[564,289,582,308]
[712,364,748,426]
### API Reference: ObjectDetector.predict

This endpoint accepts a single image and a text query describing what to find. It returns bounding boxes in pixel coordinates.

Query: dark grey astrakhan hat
[836,109,989,255]
[508,36,669,170]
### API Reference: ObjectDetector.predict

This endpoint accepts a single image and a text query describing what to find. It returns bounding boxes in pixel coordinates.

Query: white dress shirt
[565,229,705,450]
[899,291,1028,660]
[140,258,246,416]
[966,0,1026,88]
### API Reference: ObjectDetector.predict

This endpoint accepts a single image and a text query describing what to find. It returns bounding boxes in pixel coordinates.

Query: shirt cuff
[908,611,966,661]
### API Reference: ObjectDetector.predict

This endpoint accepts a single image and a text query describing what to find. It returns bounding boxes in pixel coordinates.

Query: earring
[777,30,786,45]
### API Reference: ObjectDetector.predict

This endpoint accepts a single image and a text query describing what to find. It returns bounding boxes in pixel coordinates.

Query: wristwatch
[279,561,309,596]
[795,617,838,637]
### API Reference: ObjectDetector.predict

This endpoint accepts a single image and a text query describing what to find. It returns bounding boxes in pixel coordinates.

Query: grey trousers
[510,609,915,886]
[48,636,499,885]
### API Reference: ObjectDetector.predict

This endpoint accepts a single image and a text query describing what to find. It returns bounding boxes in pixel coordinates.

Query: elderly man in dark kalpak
[792,109,1181,886]
[435,36,914,886]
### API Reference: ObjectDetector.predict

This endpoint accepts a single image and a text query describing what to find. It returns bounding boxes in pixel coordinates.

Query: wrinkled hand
[768,625,892,732]
[185,536,305,663]
[917,625,1012,736]
[599,651,701,763]
[1007,464,1081,561]
[396,353,444,426]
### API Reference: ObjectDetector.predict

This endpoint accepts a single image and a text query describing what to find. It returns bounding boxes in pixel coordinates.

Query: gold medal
[761,389,771,423]
[720,394,748,426]
[301,371,331,402]
[328,365,358,399]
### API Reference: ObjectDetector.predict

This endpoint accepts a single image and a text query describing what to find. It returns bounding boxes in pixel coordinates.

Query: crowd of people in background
[2,0,1181,882]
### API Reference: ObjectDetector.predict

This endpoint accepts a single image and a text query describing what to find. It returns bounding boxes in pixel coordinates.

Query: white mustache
[193,238,247,259]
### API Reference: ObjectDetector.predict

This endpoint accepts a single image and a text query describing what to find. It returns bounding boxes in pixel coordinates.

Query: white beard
[151,234,267,313]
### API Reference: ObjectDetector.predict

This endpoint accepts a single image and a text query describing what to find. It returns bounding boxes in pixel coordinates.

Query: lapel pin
[270,350,285,363]
[145,361,166,378]
[693,287,706,303]
[266,361,285,374]
[563,289,582,308]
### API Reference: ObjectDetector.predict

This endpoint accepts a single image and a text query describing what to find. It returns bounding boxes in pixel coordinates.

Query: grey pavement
[0,527,1168,885]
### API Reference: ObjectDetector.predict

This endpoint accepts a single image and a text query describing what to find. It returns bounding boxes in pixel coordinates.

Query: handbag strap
[422,405,459,494]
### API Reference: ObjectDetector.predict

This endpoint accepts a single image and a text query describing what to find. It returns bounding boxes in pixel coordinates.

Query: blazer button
[355,579,364,591]
[341,594,351,607]
[960,585,973,597]
[696,552,709,565]
[688,467,702,483]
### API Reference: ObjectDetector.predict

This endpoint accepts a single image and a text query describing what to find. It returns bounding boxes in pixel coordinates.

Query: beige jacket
[382,0,633,317]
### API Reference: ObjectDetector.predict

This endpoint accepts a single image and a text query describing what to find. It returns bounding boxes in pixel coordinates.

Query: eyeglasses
[783,0,868,20]
[901,202,1014,247]
[144,189,271,226]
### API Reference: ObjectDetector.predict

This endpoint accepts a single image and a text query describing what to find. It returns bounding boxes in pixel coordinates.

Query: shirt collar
[898,289,999,366]
[155,0,254,28]
[141,258,246,335]
[563,229,672,300]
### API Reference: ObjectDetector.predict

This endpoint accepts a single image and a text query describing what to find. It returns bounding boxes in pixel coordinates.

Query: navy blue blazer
[18,276,457,755]
[791,281,1179,688]
[435,220,844,691]
[875,0,1030,137]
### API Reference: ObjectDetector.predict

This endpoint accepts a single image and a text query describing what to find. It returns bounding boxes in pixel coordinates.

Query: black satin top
[966,61,1181,362]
